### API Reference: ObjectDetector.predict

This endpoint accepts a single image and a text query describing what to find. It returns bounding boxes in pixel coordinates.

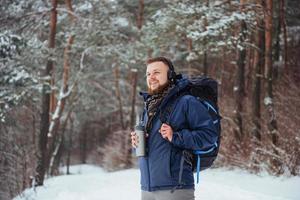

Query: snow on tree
[0,32,39,122]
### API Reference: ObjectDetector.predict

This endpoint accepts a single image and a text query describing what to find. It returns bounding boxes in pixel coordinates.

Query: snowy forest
[0,0,300,199]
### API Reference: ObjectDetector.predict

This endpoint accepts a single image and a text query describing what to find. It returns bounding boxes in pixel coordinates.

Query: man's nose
[148,73,156,80]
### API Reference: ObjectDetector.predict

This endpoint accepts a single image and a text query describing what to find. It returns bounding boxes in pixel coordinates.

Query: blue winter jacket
[138,78,218,191]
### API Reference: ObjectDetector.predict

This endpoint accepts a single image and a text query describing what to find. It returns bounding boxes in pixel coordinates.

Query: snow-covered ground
[14,165,300,200]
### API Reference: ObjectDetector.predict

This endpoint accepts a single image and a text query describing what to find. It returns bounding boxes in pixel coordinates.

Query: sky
[14,164,300,200]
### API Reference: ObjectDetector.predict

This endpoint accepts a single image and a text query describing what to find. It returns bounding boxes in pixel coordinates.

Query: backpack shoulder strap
[159,92,187,125]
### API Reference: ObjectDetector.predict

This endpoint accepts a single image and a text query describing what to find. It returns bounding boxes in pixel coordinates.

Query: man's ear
[167,70,177,83]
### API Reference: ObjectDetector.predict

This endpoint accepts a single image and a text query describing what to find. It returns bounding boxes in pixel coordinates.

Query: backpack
[160,75,222,184]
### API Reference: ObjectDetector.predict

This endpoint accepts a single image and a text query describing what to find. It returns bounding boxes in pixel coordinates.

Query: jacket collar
[139,77,189,110]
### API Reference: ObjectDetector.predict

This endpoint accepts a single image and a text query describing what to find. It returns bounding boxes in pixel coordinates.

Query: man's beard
[148,81,170,95]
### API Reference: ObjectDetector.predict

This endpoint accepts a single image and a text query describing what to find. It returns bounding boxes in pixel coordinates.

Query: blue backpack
[160,75,222,184]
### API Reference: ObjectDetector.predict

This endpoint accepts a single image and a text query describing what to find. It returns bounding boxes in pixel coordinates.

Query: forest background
[0,0,299,199]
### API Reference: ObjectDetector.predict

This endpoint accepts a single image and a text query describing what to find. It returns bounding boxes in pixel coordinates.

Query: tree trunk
[50,76,56,122]
[273,0,281,80]
[137,0,144,30]
[233,15,247,141]
[113,66,125,130]
[48,0,74,139]
[125,69,138,167]
[252,8,264,141]
[48,134,64,175]
[187,37,193,76]
[130,69,138,130]
[202,2,209,76]
[203,51,208,76]
[22,154,27,191]
[217,49,226,97]
[35,0,57,186]
[264,0,281,173]
[47,0,75,176]
[49,106,73,175]
[280,0,288,72]
[66,117,74,175]
[264,0,279,146]
[246,34,254,92]
[79,123,88,164]
[0,124,12,200]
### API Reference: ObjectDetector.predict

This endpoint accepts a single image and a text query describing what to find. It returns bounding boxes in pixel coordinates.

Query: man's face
[146,61,169,94]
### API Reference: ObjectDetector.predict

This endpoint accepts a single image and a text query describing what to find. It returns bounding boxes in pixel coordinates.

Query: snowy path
[14,165,300,200]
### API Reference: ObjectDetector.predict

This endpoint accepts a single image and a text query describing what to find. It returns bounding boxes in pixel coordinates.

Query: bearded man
[131,57,218,200]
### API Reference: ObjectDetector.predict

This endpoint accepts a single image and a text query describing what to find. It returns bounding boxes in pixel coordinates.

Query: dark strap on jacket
[159,92,187,124]
[171,153,185,193]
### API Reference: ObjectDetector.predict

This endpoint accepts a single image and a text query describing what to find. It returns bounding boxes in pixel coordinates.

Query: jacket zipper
[144,107,151,191]
[146,158,151,191]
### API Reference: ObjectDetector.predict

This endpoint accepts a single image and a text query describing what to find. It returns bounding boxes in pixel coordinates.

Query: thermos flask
[135,124,146,157]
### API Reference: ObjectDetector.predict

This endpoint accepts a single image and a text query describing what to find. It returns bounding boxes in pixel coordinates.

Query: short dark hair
[146,56,174,72]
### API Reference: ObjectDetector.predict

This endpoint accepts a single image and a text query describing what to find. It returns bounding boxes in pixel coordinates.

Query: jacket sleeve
[171,95,218,151]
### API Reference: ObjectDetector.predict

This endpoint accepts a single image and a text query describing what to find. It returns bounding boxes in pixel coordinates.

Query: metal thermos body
[135,124,146,157]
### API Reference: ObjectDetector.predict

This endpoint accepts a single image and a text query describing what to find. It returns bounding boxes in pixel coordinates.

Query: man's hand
[159,123,173,142]
[131,131,138,148]
[130,131,148,148]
